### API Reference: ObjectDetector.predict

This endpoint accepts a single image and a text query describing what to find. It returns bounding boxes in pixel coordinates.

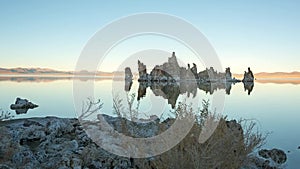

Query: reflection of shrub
[0,109,14,121]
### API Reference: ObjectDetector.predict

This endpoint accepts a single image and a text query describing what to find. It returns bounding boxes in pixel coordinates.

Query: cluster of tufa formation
[242,67,255,82]
[136,52,249,83]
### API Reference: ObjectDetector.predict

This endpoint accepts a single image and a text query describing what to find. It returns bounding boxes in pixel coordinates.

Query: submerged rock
[10,98,38,114]
[258,148,287,164]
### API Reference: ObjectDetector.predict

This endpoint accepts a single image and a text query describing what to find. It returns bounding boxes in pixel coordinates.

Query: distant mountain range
[0,67,299,79]
[233,71,300,79]
[0,67,122,77]
[0,67,72,75]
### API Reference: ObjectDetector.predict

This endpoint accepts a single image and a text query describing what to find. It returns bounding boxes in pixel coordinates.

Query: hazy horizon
[1,66,300,75]
[1,1,300,73]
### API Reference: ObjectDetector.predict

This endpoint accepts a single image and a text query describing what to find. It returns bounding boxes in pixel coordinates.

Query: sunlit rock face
[156,52,181,81]
[138,52,185,82]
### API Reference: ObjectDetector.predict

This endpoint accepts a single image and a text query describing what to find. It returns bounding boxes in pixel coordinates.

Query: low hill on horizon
[0,67,299,79]
[233,71,300,79]
[0,67,119,76]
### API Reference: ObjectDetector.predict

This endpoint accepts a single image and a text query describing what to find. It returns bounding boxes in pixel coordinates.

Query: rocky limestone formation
[124,67,133,81]
[225,67,232,80]
[10,98,38,114]
[190,63,198,79]
[198,67,240,83]
[138,52,183,82]
[138,60,148,81]
[0,114,285,169]
[149,65,174,82]
[162,52,181,81]
[137,52,243,83]
[150,52,181,81]
[0,117,134,169]
[243,67,255,82]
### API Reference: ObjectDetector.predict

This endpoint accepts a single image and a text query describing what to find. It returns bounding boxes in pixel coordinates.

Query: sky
[0,0,299,73]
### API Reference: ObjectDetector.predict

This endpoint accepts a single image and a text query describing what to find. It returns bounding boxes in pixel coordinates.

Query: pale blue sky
[0,0,299,73]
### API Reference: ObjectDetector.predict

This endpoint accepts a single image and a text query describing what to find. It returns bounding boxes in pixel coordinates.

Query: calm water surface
[1,77,299,167]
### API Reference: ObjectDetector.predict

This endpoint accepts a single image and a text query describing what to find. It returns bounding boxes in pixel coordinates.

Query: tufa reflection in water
[124,80,254,108]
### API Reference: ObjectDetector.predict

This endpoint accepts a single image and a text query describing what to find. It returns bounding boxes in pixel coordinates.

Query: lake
[0,76,299,168]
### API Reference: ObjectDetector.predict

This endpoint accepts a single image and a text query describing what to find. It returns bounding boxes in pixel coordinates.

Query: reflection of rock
[198,82,234,95]
[14,108,30,114]
[124,81,133,92]
[124,67,133,92]
[179,80,197,98]
[10,98,38,114]
[225,82,233,95]
[243,82,254,95]
[137,83,147,101]
[137,81,234,107]
[150,83,180,109]
[258,149,287,164]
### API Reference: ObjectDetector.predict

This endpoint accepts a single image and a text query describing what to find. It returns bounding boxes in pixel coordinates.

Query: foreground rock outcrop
[0,113,285,169]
